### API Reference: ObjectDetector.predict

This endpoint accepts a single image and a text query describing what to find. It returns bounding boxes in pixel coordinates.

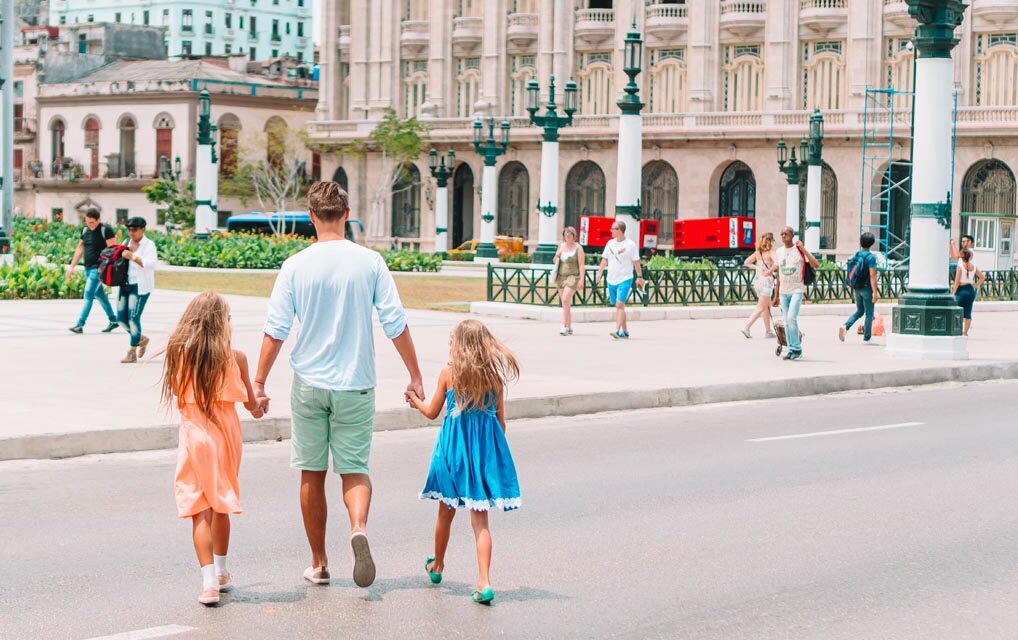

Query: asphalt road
[3,381,1018,640]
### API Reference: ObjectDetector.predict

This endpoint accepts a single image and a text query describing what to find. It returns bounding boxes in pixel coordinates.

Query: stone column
[686,0,719,112]
[434,181,448,253]
[478,163,498,263]
[786,175,800,234]
[764,0,797,110]
[422,0,450,117]
[887,0,968,360]
[349,0,369,119]
[614,25,644,244]
[315,0,337,120]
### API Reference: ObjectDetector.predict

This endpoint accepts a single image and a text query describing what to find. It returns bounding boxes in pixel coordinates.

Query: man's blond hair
[307,181,349,222]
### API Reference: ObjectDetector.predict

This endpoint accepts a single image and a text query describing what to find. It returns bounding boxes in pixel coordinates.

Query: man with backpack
[66,208,119,334]
[839,232,880,344]
[117,217,158,363]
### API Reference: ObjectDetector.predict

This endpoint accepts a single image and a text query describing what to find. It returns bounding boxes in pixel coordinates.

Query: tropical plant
[143,179,196,227]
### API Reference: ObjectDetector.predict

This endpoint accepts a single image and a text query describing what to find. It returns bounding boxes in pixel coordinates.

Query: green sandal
[425,556,442,584]
[472,587,495,605]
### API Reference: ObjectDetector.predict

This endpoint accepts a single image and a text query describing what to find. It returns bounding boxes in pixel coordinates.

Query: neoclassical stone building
[309,0,1018,267]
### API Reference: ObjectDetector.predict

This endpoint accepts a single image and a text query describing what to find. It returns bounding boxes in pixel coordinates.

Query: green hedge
[501,252,532,264]
[0,262,85,300]
[445,252,475,262]
[379,249,442,272]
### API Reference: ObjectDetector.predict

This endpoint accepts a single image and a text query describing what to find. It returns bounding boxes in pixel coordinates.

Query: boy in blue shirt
[840,232,880,343]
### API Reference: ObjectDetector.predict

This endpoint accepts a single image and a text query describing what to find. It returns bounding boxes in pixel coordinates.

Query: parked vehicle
[225,211,363,242]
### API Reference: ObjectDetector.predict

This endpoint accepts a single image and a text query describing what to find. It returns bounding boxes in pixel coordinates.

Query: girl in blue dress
[408,319,521,605]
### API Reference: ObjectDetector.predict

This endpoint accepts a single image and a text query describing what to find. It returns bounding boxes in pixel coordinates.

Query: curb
[3,361,1017,462]
[471,300,1018,323]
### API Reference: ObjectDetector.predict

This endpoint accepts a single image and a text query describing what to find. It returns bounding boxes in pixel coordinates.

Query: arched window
[218,113,241,179]
[642,161,678,244]
[117,115,136,178]
[402,60,428,118]
[510,56,536,117]
[722,45,763,112]
[456,59,481,117]
[883,37,914,111]
[498,161,529,239]
[83,116,100,179]
[564,161,606,230]
[50,118,66,172]
[718,161,756,218]
[798,162,839,250]
[962,159,1016,216]
[264,116,287,170]
[452,163,475,247]
[578,53,613,115]
[392,163,421,237]
[974,34,1018,107]
[455,0,481,17]
[154,113,175,176]
[648,49,687,114]
[333,166,349,191]
[802,41,846,110]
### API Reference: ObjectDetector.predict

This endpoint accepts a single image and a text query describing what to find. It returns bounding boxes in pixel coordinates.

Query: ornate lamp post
[160,155,183,181]
[527,75,577,264]
[0,0,14,262]
[776,138,809,236]
[803,108,824,253]
[472,116,510,263]
[614,23,644,243]
[193,88,219,237]
[428,148,455,254]
[887,0,968,360]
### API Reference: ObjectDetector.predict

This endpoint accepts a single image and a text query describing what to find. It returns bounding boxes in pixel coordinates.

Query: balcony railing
[800,0,846,7]
[508,12,539,28]
[646,4,688,18]
[575,8,615,22]
[720,1,765,13]
[14,117,37,135]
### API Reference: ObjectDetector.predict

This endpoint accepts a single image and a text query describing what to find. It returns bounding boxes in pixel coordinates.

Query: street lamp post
[887,0,968,360]
[193,88,219,237]
[526,75,577,264]
[160,155,183,182]
[472,116,510,263]
[804,108,824,254]
[614,23,644,243]
[0,0,15,263]
[776,138,809,236]
[428,148,455,254]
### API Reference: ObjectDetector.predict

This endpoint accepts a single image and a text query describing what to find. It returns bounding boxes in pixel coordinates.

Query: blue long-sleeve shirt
[263,240,408,391]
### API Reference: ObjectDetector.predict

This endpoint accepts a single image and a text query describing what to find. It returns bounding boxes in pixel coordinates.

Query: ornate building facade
[309,0,1018,266]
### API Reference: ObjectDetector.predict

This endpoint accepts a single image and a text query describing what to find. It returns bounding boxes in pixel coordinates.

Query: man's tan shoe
[138,336,150,358]
[198,587,220,606]
[217,572,233,592]
[120,348,138,364]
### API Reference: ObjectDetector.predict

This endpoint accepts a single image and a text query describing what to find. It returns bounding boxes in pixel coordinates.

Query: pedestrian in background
[553,226,586,336]
[66,208,119,334]
[953,248,986,336]
[741,231,777,339]
[161,292,265,606]
[408,319,521,606]
[595,219,645,340]
[118,217,157,363]
[774,226,818,361]
[840,232,880,344]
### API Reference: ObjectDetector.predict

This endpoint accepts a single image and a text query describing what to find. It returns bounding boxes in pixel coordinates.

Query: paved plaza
[2,288,1017,460]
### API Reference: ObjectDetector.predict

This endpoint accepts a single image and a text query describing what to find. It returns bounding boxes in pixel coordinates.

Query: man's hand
[253,381,271,415]
[123,249,134,260]
[64,266,73,281]
[872,291,879,304]
[406,377,424,405]
[635,277,645,288]
[794,239,804,249]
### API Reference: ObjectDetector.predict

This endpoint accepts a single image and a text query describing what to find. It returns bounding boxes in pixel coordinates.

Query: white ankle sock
[213,554,228,576]
[201,564,217,590]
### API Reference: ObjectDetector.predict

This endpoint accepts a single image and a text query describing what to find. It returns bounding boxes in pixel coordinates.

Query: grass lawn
[155,271,486,312]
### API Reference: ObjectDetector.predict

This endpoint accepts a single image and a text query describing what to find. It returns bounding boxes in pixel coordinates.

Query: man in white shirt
[255,182,423,590]
[774,226,818,361]
[118,217,158,363]
[595,219,645,339]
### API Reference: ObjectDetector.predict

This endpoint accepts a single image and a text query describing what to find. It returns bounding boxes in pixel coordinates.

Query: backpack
[797,246,816,287]
[845,251,872,289]
[98,244,130,287]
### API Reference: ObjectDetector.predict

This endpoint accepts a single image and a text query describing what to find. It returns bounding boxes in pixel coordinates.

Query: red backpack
[98,244,130,286]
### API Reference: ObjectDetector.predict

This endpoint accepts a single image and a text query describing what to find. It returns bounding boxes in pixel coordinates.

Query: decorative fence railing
[487,266,1018,307]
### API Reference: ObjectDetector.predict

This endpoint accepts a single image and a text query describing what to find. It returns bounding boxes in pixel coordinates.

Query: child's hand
[250,406,264,419]
[405,389,423,410]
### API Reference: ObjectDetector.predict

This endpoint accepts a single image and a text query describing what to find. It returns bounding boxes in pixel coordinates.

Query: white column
[435,184,448,253]
[615,112,642,243]
[477,163,497,264]
[0,0,14,261]
[537,139,560,251]
[785,181,800,235]
[804,163,821,253]
[194,143,215,234]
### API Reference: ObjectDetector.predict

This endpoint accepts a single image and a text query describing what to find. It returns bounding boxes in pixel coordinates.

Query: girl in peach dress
[161,292,264,606]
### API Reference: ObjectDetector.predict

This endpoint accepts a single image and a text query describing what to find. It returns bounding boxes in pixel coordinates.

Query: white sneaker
[559,326,569,336]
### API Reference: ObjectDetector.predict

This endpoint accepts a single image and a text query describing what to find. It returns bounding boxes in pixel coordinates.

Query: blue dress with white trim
[419,389,521,512]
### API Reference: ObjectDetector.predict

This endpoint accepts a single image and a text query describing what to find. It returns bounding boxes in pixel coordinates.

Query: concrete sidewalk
[3,289,1017,460]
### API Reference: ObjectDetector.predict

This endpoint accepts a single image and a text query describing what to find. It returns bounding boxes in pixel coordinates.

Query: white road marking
[747,422,925,443]
[84,625,196,640]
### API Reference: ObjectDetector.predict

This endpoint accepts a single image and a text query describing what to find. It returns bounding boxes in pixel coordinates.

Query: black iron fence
[487,265,1018,306]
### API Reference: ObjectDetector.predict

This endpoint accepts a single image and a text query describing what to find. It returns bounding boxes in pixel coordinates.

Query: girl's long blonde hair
[449,319,520,411]
[757,232,774,253]
[161,292,233,426]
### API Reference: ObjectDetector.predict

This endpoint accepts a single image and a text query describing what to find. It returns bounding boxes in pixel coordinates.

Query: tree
[342,108,430,241]
[143,179,195,228]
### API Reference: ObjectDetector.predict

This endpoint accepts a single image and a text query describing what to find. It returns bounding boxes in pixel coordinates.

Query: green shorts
[290,376,375,474]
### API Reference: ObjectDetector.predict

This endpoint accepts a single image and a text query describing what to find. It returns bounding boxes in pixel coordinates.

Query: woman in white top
[118,217,158,363]
[552,227,586,336]
[952,248,985,336]
[741,232,778,339]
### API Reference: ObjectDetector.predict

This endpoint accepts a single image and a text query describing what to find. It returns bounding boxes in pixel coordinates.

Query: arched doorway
[332,166,349,191]
[83,116,100,178]
[718,161,755,217]
[564,161,606,231]
[50,118,66,172]
[642,160,678,245]
[217,114,241,179]
[798,162,838,250]
[117,115,136,177]
[452,163,474,247]
[498,161,529,239]
[392,164,421,238]
[961,159,1016,269]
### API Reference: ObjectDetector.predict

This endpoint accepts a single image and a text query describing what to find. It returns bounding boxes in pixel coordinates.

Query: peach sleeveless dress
[174,359,247,518]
